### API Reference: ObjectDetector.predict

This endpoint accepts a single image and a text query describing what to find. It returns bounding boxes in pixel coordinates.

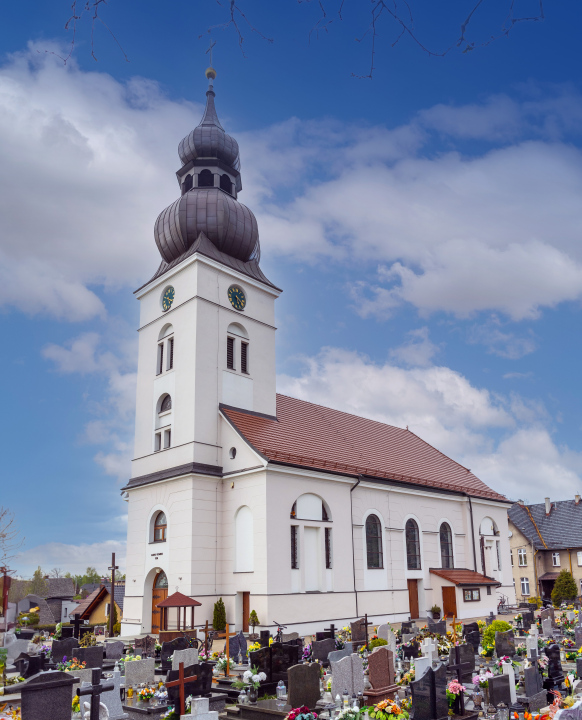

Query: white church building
[120,67,516,636]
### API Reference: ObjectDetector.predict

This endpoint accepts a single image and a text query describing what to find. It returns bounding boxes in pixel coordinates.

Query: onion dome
[154,187,259,264]
[178,76,240,172]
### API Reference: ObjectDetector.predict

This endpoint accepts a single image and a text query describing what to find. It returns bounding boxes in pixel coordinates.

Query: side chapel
[120,66,516,636]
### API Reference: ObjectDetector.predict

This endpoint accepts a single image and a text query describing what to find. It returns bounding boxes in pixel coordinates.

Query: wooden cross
[363,613,371,650]
[447,620,471,717]
[77,668,114,720]
[107,552,119,638]
[206,37,216,66]
[166,661,198,717]
[71,613,84,639]
[324,623,336,639]
[223,623,237,677]
[200,620,213,656]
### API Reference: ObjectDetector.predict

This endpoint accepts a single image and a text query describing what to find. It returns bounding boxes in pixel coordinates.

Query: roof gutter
[350,476,362,618]
[465,494,478,572]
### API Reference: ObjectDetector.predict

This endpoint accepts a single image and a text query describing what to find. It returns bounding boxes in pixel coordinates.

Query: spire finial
[205,38,217,83]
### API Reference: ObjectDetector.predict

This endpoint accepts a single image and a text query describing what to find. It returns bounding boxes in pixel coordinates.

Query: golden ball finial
[205,66,217,80]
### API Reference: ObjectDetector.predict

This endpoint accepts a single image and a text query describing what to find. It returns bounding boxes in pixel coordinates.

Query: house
[73,583,125,625]
[15,577,76,625]
[508,495,582,602]
[120,66,516,635]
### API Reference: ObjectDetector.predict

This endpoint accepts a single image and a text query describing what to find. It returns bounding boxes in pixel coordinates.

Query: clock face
[228,285,246,311]
[161,286,175,312]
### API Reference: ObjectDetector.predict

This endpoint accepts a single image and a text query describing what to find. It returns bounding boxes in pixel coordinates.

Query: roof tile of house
[508,499,582,550]
[221,395,506,502]
[429,568,501,586]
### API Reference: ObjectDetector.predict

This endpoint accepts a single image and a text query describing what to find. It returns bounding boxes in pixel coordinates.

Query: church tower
[122,66,281,635]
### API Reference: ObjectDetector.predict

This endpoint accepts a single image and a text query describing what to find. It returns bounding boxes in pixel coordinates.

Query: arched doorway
[151,570,168,634]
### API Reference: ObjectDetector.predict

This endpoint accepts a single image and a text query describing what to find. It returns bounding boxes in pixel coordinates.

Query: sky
[2,0,582,578]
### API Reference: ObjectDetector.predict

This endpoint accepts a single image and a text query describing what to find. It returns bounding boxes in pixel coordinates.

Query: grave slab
[287,663,321,709]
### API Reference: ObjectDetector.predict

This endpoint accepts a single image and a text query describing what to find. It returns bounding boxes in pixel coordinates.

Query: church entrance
[151,570,168,634]
[407,579,419,619]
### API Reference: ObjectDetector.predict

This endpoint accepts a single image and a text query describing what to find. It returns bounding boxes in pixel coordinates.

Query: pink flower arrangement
[286,707,318,720]
[447,680,466,695]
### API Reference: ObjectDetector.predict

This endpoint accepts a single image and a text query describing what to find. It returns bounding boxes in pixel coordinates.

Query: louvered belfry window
[168,337,174,370]
[227,336,235,369]
[157,343,164,375]
[241,342,248,374]
[291,526,299,569]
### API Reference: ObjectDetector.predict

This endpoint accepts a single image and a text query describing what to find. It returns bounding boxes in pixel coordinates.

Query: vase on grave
[248,686,259,703]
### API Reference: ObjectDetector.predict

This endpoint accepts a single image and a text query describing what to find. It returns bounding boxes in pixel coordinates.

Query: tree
[213,597,226,632]
[551,570,578,606]
[0,506,23,570]
[109,599,118,636]
[249,609,259,633]
[28,567,49,598]
[49,568,64,578]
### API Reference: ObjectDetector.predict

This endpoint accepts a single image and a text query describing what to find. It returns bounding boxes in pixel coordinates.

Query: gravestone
[541,607,555,627]
[173,647,199,670]
[402,641,421,659]
[287,663,321,709]
[544,643,565,692]
[402,633,416,644]
[60,626,74,638]
[378,625,397,657]
[77,667,115,720]
[522,611,534,631]
[463,622,480,650]
[524,665,543,698]
[410,663,448,720]
[486,613,496,626]
[21,670,76,720]
[428,619,446,635]
[448,644,475,681]
[161,637,190,671]
[188,697,219,720]
[133,635,156,657]
[577,657,582,679]
[228,631,248,660]
[281,632,300,645]
[575,627,582,648]
[104,641,124,661]
[330,653,365,699]
[527,690,548,713]
[260,630,271,648]
[312,638,336,665]
[51,637,78,665]
[542,618,553,638]
[488,674,512,707]
[495,629,516,657]
[75,645,104,670]
[6,638,31,665]
[124,657,155,687]
[401,621,413,634]
[100,667,128,720]
[166,661,213,704]
[365,647,398,703]
[250,642,300,683]
[421,638,438,664]
[526,635,539,659]
[414,656,432,680]
[328,646,352,664]
[351,618,367,643]
[502,660,517,704]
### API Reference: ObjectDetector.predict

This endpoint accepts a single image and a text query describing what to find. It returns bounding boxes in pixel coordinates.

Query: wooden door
[442,586,457,618]
[242,592,250,633]
[151,572,168,633]
[407,579,419,619]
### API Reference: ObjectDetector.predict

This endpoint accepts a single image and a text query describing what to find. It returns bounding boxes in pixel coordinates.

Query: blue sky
[2,0,582,577]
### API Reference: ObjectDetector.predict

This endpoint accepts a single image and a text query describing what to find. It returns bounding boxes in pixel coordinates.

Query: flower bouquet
[479,645,494,658]
[472,671,493,688]
[366,699,409,720]
[58,657,87,671]
[137,687,156,702]
[124,654,143,662]
[336,709,361,720]
[248,641,262,653]
[215,656,236,673]
[446,680,465,714]
[4,676,26,686]
[232,666,268,690]
[285,706,318,720]
[398,667,415,686]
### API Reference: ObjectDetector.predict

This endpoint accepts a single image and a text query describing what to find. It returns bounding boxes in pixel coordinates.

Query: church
[120,66,516,637]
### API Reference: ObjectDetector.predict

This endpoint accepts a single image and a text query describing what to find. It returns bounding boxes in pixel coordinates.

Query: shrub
[17,612,39,627]
[249,610,260,632]
[213,597,226,632]
[368,637,388,650]
[482,620,512,647]
[113,622,121,636]
[430,605,441,614]
[552,570,578,606]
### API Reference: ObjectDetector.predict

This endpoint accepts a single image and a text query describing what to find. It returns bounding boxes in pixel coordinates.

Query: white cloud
[389,327,440,367]
[277,348,580,502]
[468,317,537,359]
[14,539,126,579]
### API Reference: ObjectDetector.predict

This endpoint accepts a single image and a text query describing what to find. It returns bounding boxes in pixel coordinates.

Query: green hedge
[482,620,512,647]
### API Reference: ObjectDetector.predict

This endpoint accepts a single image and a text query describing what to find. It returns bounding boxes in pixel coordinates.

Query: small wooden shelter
[156,591,202,642]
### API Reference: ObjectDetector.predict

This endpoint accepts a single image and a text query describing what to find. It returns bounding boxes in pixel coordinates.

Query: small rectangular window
[325,528,332,569]
[291,526,299,569]
[168,337,174,370]
[241,342,249,374]
[510,550,513,566]
[553,552,560,567]
[521,577,530,596]
[164,429,171,449]
[518,548,527,567]
[227,336,235,370]
[154,432,161,452]
[487,585,491,595]
[578,551,582,567]
[463,588,480,602]
[157,343,164,375]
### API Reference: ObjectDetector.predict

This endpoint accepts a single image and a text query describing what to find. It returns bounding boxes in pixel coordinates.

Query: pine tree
[551,569,578,606]
[249,609,259,633]
[213,597,226,631]
[28,567,49,597]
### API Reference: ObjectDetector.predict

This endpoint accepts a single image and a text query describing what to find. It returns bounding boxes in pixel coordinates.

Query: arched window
[366,514,383,569]
[155,395,172,451]
[160,395,172,413]
[235,506,254,572]
[440,522,454,568]
[406,519,421,569]
[182,174,193,194]
[198,169,214,187]
[154,512,167,542]
[220,173,232,194]
[154,570,168,588]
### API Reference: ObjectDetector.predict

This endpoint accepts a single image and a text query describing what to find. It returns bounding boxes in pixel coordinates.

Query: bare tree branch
[0,507,24,572]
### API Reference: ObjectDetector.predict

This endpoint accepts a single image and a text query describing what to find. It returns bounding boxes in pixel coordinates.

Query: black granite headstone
[495,629,516,658]
[524,665,543,698]
[165,661,213,704]
[287,663,321,710]
[21,670,76,720]
[447,644,475,681]
[14,652,43,679]
[161,637,190,671]
[74,645,104,670]
[488,674,512,707]
[403,641,421,659]
[249,643,299,683]
[576,657,582,679]
[312,638,336,665]
[51,637,78,664]
[260,630,271,648]
[428,619,446,635]
[411,664,448,720]
[544,643,565,692]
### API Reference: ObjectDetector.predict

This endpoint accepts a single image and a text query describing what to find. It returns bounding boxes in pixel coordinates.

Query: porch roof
[430,568,501,586]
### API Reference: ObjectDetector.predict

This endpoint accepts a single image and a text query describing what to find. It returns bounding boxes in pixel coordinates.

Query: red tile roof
[74,588,103,620]
[157,591,202,608]
[221,394,506,502]
[430,568,501,586]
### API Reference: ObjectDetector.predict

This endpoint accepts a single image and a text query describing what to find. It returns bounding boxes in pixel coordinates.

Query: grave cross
[447,618,471,716]
[107,552,119,638]
[324,623,336,639]
[201,619,213,656]
[223,623,237,677]
[71,613,84,639]
[363,614,371,650]
[166,661,198,716]
[77,667,114,720]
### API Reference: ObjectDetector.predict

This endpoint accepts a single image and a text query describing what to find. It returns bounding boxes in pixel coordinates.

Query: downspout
[350,476,362,618]
[466,494,478,572]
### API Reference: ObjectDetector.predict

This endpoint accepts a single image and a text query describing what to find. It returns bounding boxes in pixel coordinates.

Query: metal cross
[166,661,198,717]
[206,38,216,66]
[77,668,114,720]
[448,645,471,716]
[71,613,84,639]
[107,552,119,638]
[324,623,336,639]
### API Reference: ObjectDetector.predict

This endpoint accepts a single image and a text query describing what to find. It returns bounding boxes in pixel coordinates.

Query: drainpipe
[465,494,478,572]
[350,476,362,618]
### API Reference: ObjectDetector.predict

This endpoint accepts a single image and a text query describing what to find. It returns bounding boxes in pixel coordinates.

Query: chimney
[517,499,525,506]
[545,497,551,515]
[576,494,581,505]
